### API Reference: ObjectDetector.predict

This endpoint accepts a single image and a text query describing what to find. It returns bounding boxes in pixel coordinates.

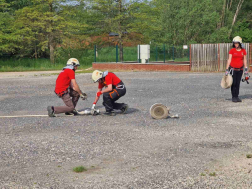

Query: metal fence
[94,43,251,71]
[191,43,251,71]
[149,45,190,62]
[94,45,190,63]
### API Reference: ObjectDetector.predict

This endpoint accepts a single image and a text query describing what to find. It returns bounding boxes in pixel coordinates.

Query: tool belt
[230,66,243,71]
[110,81,125,99]
[55,90,68,98]
[115,81,125,90]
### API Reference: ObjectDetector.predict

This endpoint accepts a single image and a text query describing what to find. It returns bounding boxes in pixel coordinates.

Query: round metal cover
[150,103,169,119]
[221,74,233,89]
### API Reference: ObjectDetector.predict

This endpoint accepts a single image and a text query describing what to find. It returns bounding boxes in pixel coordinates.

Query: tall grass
[0,58,62,72]
[95,46,138,62]
[122,47,138,62]
[0,48,94,72]
[149,45,190,62]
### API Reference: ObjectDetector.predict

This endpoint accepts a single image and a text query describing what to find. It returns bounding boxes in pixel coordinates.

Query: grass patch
[95,46,138,62]
[200,173,206,176]
[149,45,189,62]
[0,53,93,72]
[0,58,92,72]
[73,166,87,173]
[0,58,62,72]
[246,154,252,158]
[174,57,190,62]
[209,172,216,176]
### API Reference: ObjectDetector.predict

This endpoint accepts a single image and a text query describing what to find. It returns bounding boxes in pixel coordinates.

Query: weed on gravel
[73,166,87,173]
[246,154,252,158]
[209,172,216,176]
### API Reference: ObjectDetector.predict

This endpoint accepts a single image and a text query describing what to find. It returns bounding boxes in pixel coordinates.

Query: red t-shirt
[55,69,75,94]
[229,48,247,68]
[98,72,121,89]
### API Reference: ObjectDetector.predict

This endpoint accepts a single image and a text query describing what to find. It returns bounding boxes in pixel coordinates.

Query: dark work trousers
[54,88,80,114]
[102,82,126,112]
[231,70,243,98]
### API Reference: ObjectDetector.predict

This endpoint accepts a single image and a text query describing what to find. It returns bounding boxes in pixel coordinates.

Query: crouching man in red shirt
[91,70,128,116]
[47,58,87,117]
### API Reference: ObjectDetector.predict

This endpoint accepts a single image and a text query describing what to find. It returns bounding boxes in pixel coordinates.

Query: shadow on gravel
[226,94,252,101]
[125,108,140,114]
[195,142,237,149]
[239,94,252,100]
[114,108,140,115]
[78,107,140,115]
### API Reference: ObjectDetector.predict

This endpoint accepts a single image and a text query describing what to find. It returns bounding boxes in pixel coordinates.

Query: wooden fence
[191,43,251,71]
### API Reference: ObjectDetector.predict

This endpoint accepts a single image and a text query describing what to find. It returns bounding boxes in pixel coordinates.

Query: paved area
[0,70,61,78]
[0,71,252,188]
[0,69,91,79]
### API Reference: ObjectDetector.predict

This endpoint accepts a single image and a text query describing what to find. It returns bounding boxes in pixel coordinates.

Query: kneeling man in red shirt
[47,58,87,117]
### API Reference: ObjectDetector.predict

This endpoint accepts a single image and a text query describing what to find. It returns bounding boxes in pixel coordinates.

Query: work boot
[236,97,242,102]
[65,112,73,116]
[120,104,129,114]
[47,106,55,117]
[103,110,116,116]
[232,97,238,103]
[65,109,79,116]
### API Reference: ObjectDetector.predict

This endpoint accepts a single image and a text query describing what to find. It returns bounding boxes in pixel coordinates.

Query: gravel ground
[0,71,252,189]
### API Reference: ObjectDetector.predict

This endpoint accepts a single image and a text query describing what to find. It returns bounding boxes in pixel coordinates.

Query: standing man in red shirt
[47,58,87,117]
[91,70,128,116]
[225,36,248,102]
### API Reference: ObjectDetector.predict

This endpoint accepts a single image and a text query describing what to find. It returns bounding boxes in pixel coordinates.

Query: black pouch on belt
[115,81,125,89]
[55,90,68,98]
[109,81,125,99]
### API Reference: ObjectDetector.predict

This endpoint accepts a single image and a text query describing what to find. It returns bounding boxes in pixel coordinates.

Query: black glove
[225,69,229,76]
[80,92,87,100]
[244,67,249,76]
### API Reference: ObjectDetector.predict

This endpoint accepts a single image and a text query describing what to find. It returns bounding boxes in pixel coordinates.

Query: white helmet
[67,58,80,66]
[92,70,103,82]
[232,36,242,44]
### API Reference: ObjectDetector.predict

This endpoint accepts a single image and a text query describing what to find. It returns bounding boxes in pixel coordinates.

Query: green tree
[146,0,251,44]
[2,0,252,62]
[90,0,151,61]
[14,0,88,63]
[232,0,252,42]
[0,0,20,55]
[149,0,221,45]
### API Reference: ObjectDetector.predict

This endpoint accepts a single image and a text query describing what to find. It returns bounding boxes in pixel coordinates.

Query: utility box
[138,45,150,63]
